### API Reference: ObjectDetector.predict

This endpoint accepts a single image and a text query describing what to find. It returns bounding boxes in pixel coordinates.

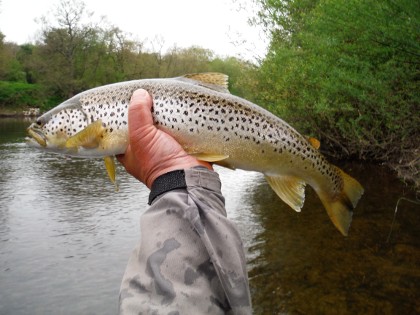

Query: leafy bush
[256,0,419,165]
[0,81,44,108]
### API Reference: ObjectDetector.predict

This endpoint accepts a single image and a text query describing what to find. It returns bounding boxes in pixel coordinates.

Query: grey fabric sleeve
[119,167,252,315]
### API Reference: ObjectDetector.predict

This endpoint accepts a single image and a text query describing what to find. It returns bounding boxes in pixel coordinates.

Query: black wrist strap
[148,169,187,205]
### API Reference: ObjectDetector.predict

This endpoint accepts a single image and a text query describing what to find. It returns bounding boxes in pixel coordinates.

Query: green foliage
[256,0,419,164]
[0,81,44,108]
[209,56,259,98]
[0,0,256,113]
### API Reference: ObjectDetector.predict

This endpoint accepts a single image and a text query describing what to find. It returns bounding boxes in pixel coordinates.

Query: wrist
[148,165,213,205]
[145,160,212,188]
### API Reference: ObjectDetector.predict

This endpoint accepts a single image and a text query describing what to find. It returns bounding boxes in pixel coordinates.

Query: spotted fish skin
[27,73,364,235]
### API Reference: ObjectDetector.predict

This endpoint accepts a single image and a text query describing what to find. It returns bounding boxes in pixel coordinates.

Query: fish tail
[318,167,364,236]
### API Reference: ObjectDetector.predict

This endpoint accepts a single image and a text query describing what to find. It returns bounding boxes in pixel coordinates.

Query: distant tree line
[0,0,256,111]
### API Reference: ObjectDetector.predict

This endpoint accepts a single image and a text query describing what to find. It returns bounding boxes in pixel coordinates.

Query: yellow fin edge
[104,156,119,191]
[189,153,229,163]
[265,174,306,212]
[318,167,364,236]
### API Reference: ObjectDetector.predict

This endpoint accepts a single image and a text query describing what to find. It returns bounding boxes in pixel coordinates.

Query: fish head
[26,91,129,157]
[26,96,88,153]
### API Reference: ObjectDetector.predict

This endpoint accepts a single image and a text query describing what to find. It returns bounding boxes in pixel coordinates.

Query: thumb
[128,89,154,134]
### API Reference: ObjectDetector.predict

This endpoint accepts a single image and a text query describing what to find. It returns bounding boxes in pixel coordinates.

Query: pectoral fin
[189,153,229,162]
[265,174,306,212]
[104,156,119,191]
[65,120,105,149]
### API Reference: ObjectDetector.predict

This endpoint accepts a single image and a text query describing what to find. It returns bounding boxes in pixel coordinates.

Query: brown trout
[27,73,364,235]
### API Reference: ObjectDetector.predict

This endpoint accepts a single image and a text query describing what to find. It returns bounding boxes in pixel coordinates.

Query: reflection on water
[0,118,419,315]
[248,163,420,315]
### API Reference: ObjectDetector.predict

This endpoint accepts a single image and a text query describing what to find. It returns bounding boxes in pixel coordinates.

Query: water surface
[0,118,418,314]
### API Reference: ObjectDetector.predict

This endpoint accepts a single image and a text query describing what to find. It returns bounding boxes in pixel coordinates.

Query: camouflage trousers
[119,167,252,315]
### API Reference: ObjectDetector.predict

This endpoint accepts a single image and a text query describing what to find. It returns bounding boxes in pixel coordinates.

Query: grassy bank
[0,81,61,115]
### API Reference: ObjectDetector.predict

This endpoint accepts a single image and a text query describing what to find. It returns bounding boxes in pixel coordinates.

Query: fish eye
[36,120,42,126]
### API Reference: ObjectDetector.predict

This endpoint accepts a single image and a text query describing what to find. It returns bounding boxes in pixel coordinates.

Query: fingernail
[131,89,148,101]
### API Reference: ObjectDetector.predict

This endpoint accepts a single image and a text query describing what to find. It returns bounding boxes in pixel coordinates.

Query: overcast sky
[0,0,268,60]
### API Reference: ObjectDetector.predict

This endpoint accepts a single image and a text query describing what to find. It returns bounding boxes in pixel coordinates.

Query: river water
[0,118,419,314]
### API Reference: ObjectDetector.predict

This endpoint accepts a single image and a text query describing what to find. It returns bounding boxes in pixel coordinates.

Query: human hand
[116,89,212,188]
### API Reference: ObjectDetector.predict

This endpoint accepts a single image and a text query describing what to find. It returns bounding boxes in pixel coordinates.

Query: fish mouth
[27,123,47,147]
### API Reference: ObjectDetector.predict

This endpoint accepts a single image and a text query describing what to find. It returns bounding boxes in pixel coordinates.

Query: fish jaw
[27,123,47,147]
[27,122,68,150]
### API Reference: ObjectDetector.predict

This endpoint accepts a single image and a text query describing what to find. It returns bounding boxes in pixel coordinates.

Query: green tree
[0,33,26,82]
[35,0,102,97]
[161,46,213,77]
[255,0,419,176]
[209,56,259,98]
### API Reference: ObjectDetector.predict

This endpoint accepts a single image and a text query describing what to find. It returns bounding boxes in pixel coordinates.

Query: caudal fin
[319,167,364,236]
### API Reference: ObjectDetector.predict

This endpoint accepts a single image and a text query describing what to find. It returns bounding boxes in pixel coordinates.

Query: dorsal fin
[176,72,230,94]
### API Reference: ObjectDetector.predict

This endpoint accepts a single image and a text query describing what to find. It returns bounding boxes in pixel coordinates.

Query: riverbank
[0,107,40,118]
[391,154,419,193]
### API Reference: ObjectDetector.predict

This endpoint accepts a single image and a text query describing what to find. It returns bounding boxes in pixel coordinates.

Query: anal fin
[104,156,119,191]
[265,174,306,212]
